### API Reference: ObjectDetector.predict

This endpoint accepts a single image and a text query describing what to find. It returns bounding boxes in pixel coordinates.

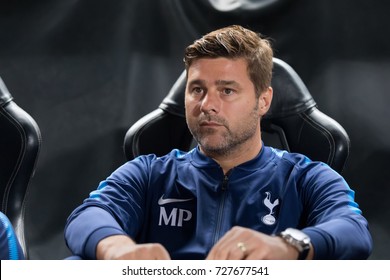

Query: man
[65,25,372,260]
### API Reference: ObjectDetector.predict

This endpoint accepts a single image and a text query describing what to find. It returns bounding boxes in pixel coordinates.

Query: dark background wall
[0,0,389,259]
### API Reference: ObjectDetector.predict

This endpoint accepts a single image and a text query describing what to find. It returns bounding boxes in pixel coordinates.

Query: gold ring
[237,242,247,253]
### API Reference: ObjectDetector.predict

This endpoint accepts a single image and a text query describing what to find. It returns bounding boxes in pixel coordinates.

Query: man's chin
[199,141,229,156]
[198,137,224,148]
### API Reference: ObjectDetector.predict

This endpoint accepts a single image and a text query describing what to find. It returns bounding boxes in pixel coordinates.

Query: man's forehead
[186,58,251,87]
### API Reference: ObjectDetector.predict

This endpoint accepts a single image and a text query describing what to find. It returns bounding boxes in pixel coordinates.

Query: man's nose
[200,92,220,114]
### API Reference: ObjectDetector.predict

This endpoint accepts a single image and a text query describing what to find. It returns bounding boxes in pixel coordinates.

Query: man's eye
[223,88,234,95]
[192,87,203,94]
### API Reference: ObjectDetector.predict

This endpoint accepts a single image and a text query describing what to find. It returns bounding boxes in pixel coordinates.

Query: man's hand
[96,235,171,260]
[206,226,311,260]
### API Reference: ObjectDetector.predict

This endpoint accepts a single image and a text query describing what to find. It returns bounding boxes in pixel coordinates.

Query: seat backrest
[124,58,350,173]
[0,77,41,258]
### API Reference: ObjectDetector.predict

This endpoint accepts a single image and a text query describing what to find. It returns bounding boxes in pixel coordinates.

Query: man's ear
[258,86,273,115]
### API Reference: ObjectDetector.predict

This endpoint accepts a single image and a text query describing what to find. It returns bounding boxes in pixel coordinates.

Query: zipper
[212,173,229,245]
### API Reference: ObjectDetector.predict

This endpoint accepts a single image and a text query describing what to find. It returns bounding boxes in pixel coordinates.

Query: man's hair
[184,25,273,98]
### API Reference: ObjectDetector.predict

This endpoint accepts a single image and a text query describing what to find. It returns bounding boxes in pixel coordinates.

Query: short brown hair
[184,25,273,97]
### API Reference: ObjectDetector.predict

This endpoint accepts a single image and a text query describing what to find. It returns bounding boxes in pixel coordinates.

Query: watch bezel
[279,228,311,260]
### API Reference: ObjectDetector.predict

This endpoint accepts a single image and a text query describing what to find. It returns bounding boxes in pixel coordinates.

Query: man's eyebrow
[186,79,241,87]
[215,80,241,87]
[187,79,206,87]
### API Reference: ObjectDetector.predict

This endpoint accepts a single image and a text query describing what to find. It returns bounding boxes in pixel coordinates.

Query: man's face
[185,57,264,157]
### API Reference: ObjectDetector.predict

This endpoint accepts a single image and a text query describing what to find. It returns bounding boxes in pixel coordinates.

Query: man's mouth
[200,121,223,127]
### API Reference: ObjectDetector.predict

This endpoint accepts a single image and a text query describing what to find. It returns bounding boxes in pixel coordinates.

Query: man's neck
[202,140,263,174]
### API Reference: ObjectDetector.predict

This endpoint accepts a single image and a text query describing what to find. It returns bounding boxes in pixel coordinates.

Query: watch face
[283,228,311,247]
[288,228,310,242]
[280,228,310,259]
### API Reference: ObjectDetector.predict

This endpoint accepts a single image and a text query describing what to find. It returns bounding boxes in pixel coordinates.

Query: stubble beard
[188,104,260,158]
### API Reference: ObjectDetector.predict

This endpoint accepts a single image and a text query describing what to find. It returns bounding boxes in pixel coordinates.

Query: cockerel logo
[262,191,279,225]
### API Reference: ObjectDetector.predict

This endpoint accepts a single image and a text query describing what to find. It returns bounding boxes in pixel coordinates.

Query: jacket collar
[189,143,274,173]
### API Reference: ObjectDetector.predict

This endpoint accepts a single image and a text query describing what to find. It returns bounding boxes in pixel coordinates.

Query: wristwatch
[278,228,311,260]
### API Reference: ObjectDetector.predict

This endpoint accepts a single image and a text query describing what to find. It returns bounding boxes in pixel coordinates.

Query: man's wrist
[278,228,311,260]
[96,234,135,260]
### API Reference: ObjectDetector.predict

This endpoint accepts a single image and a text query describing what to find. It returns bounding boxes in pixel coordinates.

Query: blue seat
[0,211,25,260]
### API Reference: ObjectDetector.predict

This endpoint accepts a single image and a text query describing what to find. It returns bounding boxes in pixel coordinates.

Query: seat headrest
[0,77,13,107]
[266,58,316,119]
[159,71,187,117]
[158,58,317,119]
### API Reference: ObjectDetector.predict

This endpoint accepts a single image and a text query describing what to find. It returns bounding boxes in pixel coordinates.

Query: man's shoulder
[265,146,326,169]
[266,146,307,162]
[131,148,194,165]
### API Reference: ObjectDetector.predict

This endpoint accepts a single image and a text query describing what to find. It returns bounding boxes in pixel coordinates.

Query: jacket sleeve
[64,156,153,259]
[299,162,373,259]
[64,206,126,259]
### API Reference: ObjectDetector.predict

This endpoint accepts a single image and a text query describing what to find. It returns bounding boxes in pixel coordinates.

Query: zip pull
[221,174,229,191]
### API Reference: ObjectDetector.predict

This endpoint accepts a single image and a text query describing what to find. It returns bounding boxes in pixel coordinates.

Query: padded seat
[0,77,41,258]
